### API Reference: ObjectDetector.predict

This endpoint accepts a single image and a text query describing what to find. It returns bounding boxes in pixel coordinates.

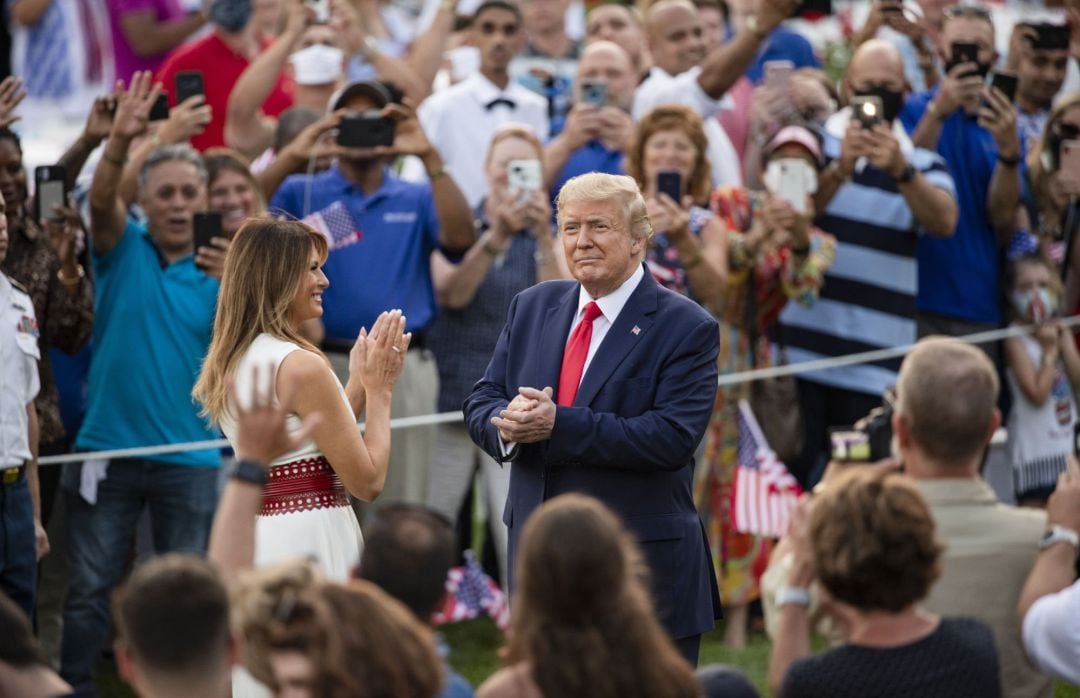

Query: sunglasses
[943,4,992,19]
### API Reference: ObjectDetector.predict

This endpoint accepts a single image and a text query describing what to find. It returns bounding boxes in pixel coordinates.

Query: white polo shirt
[1022,578,1080,684]
[415,72,550,208]
[0,273,40,467]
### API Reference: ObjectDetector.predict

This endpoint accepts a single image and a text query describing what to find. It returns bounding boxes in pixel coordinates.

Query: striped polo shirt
[779,112,956,396]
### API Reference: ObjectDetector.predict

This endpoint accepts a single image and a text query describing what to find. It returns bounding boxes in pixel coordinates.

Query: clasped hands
[491,386,556,444]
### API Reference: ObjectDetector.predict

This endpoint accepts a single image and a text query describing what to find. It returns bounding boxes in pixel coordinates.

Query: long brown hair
[193,217,328,423]
[1026,92,1080,221]
[507,494,701,698]
[626,104,712,204]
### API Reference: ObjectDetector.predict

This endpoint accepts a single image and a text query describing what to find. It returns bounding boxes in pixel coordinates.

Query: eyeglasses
[944,4,992,19]
[1055,122,1080,141]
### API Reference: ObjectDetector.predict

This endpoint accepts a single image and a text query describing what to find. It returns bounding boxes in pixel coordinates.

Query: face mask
[208,0,252,33]
[854,86,904,124]
[1011,287,1058,323]
[289,44,344,86]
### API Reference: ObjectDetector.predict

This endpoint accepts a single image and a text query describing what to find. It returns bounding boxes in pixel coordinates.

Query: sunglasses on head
[943,4,992,19]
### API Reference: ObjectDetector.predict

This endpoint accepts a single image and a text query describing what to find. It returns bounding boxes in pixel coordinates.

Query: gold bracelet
[57,264,85,286]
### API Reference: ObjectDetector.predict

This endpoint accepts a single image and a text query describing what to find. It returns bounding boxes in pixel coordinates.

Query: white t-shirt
[1023,577,1080,684]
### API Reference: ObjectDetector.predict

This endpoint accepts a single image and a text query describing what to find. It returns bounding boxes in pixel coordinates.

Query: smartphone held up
[35,166,67,222]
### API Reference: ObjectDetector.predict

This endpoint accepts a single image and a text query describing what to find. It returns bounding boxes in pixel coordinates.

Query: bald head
[578,40,636,109]
[643,0,705,75]
[896,338,999,471]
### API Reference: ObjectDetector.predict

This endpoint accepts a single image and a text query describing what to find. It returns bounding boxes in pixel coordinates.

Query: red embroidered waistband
[259,456,350,517]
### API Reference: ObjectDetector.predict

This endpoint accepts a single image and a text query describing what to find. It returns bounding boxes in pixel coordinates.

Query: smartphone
[1031,23,1070,51]
[851,95,883,129]
[193,212,223,269]
[175,71,204,105]
[1059,140,1080,196]
[580,80,608,107]
[507,159,542,198]
[149,93,169,121]
[830,429,872,463]
[34,166,66,222]
[989,71,1018,103]
[763,60,794,92]
[798,0,831,17]
[775,159,816,214]
[951,41,980,76]
[657,170,682,203]
[306,0,331,23]
[336,111,396,148]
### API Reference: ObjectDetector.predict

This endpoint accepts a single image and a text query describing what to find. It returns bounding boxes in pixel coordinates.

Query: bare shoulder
[477,664,542,698]
[278,349,336,395]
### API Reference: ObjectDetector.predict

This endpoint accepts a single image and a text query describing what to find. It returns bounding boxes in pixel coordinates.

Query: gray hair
[556,172,653,244]
[139,143,208,190]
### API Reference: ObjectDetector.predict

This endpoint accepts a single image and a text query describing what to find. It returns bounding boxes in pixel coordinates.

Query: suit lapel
[537,284,580,395]
[574,269,659,407]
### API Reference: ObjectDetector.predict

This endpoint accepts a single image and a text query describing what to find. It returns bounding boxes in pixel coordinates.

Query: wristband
[228,459,268,486]
[777,586,812,608]
[997,152,1021,168]
[1039,525,1080,552]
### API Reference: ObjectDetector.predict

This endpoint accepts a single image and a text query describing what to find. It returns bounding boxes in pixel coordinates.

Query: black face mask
[854,85,905,124]
[942,57,992,79]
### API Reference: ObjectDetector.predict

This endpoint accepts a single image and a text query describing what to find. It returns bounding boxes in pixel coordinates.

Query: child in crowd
[1004,253,1080,504]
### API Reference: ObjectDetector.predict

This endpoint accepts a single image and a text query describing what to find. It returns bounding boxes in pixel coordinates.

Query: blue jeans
[0,472,37,619]
[59,459,219,692]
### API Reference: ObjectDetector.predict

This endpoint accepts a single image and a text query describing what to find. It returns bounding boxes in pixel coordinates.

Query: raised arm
[226,0,310,157]
[335,0,430,104]
[117,7,206,59]
[403,0,457,92]
[56,95,116,193]
[695,0,800,99]
[118,95,213,206]
[980,87,1022,243]
[256,110,344,201]
[91,73,162,257]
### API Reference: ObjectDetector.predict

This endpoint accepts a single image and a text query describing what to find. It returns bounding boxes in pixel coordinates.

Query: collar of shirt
[574,262,644,327]
[323,163,404,207]
[914,478,1000,507]
[465,71,528,110]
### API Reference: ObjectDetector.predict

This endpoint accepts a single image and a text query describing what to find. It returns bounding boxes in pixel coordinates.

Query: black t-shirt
[779,617,1001,698]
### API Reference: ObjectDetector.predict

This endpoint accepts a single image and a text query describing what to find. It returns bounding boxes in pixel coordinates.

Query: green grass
[96,618,1080,697]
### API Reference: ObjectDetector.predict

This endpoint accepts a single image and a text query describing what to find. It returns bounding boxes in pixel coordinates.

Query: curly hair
[507,494,701,698]
[810,468,943,613]
[232,562,443,698]
[625,104,712,204]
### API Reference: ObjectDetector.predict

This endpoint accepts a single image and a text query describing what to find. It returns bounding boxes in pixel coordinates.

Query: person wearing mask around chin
[777,39,958,488]
[898,4,1021,359]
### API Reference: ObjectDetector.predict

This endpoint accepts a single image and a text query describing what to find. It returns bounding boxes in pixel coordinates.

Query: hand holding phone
[657,171,682,204]
[193,212,223,271]
[507,160,542,201]
[336,110,396,148]
[989,71,1018,103]
[580,80,608,107]
[851,95,883,129]
[175,71,205,106]
[34,166,67,222]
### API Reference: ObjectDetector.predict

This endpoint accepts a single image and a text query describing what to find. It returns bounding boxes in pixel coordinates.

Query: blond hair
[1026,92,1080,218]
[193,217,328,423]
[896,337,999,464]
[556,172,653,244]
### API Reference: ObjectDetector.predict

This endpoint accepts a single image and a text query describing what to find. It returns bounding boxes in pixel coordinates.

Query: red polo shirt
[156,32,294,152]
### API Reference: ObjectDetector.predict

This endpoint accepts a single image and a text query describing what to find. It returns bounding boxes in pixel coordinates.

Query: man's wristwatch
[896,162,916,184]
[1039,525,1080,552]
[776,585,812,608]
[229,459,268,486]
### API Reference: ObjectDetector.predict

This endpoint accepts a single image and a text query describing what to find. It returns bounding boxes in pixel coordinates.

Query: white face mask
[289,44,344,86]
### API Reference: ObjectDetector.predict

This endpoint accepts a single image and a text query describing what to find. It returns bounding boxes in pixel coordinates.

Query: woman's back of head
[509,494,700,698]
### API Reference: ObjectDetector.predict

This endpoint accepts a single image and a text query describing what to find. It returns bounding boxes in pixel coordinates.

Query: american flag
[733,400,804,537]
[431,550,510,631]
[301,201,362,250]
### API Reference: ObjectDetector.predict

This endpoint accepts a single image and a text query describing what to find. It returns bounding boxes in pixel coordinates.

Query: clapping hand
[352,309,411,395]
[229,363,323,466]
[492,386,556,444]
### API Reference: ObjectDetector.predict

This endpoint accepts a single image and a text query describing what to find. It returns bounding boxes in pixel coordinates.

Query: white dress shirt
[0,274,40,467]
[1022,577,1080,684]
[413,72,550,208]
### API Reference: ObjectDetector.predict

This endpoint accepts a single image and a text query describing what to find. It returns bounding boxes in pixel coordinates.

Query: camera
[336,111,396,149]
[829,389,895,463]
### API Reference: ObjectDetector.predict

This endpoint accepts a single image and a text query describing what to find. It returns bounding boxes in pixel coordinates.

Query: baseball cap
[764,125,824,166]
[328,80,392,113]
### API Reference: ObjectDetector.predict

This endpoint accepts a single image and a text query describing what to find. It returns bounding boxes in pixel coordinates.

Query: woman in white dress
[194,217,410,581]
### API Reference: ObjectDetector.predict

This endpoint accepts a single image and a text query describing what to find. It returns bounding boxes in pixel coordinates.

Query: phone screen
[763,60,794,92]
[657,171,682,203]
[193,212,223,269]
[149,93,169,121]
[776,159,815,214]
[37,180,64,221]
[830,429,871,462]
[990,72,1018,103]
[507,160,542,198]
[175,71,204,105]
[1060,140,1080,195]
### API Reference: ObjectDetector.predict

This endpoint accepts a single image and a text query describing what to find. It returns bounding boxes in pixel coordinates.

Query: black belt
[324,331,427,354]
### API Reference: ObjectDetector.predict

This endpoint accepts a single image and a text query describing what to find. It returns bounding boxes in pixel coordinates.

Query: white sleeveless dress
[221,335,364,698]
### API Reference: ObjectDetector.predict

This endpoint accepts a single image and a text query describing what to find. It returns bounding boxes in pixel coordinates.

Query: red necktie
[557,301,603,407]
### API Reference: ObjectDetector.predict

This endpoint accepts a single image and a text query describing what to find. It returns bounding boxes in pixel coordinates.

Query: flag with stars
[733,400,804,537]
[301,201,362,250]
[432,550,510,632]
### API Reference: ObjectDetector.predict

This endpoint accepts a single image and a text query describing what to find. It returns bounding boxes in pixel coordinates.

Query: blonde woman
[194,217,409,582]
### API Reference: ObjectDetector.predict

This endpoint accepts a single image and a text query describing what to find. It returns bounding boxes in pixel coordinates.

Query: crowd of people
[2,0,1080,696]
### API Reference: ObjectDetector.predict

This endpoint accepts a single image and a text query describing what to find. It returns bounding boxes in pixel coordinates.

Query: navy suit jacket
[463,267,722,639]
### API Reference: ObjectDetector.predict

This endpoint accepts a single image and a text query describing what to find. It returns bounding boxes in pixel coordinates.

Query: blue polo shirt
[901,88,1003,324]
[76,220,220,467]
[733,25,819,84]
[549,140,625,203]
[271,165,440,342]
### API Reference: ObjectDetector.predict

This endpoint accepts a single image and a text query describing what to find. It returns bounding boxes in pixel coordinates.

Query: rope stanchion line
[39,315,1080,466]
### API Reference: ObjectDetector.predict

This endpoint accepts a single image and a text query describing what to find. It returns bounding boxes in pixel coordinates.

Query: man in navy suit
[464,172,721,664]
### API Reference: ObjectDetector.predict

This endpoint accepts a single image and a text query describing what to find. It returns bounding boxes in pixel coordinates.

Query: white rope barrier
[37,315,1080,466]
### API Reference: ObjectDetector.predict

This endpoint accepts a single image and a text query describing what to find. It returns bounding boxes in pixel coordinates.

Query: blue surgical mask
[1011,287,1058,323]
[208,0,252,33]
